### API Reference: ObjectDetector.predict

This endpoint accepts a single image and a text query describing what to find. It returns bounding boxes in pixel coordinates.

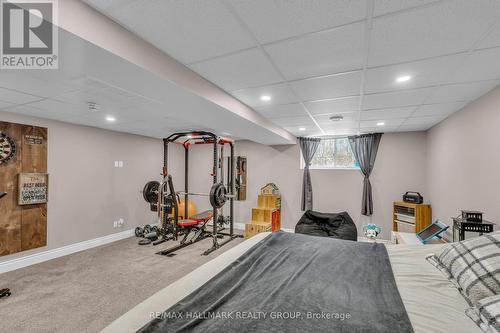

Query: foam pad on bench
[190,210,213,222]
[177,219,200,227]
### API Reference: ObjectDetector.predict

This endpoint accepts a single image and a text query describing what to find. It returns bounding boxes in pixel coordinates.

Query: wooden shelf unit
[392,201,432,234]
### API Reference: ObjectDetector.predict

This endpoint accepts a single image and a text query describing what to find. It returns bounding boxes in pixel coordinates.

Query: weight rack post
[211,135,219,252]
[229,141,234,237]
[184,145,189,221]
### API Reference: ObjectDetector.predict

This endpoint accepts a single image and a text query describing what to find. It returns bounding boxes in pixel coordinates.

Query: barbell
[142,181,234,209]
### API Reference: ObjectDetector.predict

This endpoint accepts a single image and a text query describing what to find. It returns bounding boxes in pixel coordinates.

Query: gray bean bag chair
[295,210,357,241]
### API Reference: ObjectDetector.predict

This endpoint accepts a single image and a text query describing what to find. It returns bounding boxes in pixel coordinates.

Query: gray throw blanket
[138,232,414,333]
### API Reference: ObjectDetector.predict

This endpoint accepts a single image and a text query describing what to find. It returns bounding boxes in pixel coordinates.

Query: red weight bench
[157,210,214,256]
[177,210,213,227]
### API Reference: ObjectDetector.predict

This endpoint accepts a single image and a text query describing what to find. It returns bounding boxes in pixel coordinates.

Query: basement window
[300,138,359,170]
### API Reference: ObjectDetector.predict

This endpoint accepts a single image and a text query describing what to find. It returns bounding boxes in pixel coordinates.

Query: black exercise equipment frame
[158,131,242,256]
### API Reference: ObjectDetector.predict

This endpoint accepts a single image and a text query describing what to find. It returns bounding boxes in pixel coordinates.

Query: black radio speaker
[403,192,423,204]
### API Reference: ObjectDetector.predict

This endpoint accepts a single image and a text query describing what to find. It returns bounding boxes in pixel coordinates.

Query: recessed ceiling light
[260,95,272,101]
[377,122,385,126]
[105,116,116,122]
[299,127,306,131]
[396,75,411,83]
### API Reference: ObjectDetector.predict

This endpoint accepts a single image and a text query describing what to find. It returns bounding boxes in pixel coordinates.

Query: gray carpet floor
[0,234,244,333]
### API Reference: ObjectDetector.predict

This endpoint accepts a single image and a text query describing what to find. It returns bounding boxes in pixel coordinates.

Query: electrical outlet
[113,221,117,228]
[118,161,124,168]
[118,218,124,227]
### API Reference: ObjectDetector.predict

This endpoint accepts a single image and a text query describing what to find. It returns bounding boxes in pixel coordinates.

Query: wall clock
[0,132,16,165]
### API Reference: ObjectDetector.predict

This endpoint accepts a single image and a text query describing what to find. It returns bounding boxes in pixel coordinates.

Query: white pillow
[426,231,500,306]
[466,294,500,333]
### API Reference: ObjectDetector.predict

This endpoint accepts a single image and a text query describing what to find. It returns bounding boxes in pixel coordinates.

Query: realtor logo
[1,0,58,69]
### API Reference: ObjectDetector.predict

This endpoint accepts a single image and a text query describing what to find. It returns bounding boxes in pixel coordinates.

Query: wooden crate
[257,194,280,209]
[252,208,281,231]
[245,222,272,238]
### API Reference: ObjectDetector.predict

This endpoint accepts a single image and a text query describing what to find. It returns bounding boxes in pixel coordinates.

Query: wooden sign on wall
[0,121,48,256]
[18,173,49,205]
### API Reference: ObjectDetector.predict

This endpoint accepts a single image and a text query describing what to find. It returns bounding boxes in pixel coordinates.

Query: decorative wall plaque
[18,173,49,205]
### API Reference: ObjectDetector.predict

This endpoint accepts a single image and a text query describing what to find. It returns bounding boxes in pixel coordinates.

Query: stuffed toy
[363,224,381,239]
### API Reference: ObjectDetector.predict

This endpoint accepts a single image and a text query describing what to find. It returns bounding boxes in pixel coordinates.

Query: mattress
[102,233,481,333]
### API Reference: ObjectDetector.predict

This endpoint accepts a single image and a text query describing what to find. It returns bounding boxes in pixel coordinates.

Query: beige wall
[426,87,500,239]
[0,111,184,263]
[187,132,427,239]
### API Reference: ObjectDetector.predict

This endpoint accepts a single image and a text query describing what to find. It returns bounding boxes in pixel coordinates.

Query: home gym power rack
[156,131,242,256]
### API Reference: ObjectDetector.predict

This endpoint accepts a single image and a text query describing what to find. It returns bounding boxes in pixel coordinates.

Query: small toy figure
[363,224,381,240]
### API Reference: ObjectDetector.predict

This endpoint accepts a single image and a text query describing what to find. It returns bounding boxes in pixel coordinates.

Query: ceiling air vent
[87,102,100,113]
[329,115,343,122]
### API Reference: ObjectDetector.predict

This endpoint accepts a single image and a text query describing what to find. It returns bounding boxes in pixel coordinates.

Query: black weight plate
[135,227,143,237]
[209,183,227,208]
[143,181,159,204]
[138,239,152,245]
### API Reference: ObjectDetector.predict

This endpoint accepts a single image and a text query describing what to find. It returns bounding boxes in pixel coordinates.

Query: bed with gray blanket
[102,232,482,333]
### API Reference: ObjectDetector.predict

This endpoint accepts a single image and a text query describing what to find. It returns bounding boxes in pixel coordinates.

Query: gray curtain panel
[348,133,383,216]
[299,137,321,211]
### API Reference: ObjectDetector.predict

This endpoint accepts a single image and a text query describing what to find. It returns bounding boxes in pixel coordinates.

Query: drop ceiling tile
[362,126,400,133]
[450,47,500,83]
[231,83,297,107]
[304,96,360,115]
[265,21,365,80]
[369,0,500,67]
[321,121,359,131]
[362,87,432,110]
[427,80,499,104]
[291,71,362,101]
[0,72,78,98]
[0,87,42,104]
[364,54,464,94]
[374,0,439,16]
[230,0,367,44]
[63,115,125,132]
[322,128,359,136]
[269,115,315,127]
[285,127,322,136]
[97,0,256,64]
[360,118,405,128]
[191,48,282,91]
[314,112,358,125]
[27,98,87,117]
[398,124,432,132]
[404,115,447,125]
[0,100,14,109]
[54,87,155,114]
[255,103,306,118]
[476,20,500,50]
[83,0,136,11]
[413,102,467,117]
[360,107,416,120]
[3,103,74,121]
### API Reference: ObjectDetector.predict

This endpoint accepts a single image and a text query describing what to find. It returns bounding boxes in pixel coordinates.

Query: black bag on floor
[295,210,357,241]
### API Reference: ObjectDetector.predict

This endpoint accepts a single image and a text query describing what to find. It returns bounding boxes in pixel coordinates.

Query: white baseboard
[0,224,294,274]
[0,228,135,274]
